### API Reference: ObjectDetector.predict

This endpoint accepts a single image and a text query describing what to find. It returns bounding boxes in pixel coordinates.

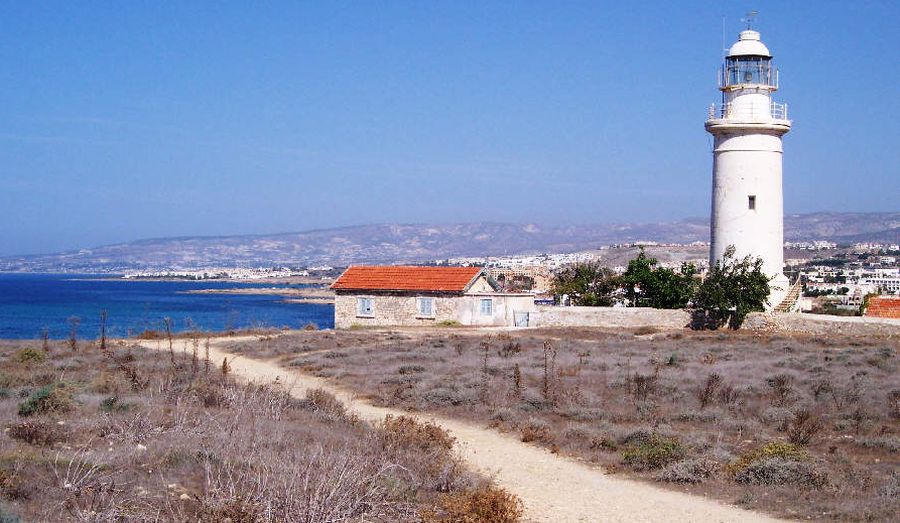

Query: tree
[551,262,619,306]
[620,249,698,309]
[693,246,770,329]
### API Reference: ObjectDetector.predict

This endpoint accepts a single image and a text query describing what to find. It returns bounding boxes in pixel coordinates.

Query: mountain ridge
[2,212,896,272]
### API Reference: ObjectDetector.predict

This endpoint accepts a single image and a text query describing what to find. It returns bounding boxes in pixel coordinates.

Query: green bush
[13,348,45,365]
[17,383,74,417]
[621,434,685,471]
[727,441,806,477]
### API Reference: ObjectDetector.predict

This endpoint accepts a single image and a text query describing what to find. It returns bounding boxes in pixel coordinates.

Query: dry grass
[224,326,900,521]
[0,338,517,522]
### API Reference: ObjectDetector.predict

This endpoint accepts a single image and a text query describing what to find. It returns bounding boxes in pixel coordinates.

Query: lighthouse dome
[728,30,771,57]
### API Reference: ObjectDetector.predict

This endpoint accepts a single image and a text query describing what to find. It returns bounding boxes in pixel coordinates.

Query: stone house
[331,265,536,328]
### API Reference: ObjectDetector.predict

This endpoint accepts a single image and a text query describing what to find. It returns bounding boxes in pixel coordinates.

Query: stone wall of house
[531,306,691,329]
[460,294,537,327]
[334,293,537,329]
[334,294,455,329]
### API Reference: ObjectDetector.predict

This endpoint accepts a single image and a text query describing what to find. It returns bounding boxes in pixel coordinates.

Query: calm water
[0,273,334,339]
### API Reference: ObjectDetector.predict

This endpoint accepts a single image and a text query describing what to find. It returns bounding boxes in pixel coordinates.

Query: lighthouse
[706,27,791,307]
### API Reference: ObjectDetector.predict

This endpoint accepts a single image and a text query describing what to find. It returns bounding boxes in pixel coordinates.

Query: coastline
[180,286,334,302]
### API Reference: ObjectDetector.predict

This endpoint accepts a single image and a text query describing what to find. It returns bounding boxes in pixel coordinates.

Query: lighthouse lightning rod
[742,10,759,30]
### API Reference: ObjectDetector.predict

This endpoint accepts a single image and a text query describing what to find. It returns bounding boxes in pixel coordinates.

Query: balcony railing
[707,102,789,122]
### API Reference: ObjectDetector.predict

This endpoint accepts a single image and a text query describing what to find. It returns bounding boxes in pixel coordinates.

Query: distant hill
[1,212,897,272]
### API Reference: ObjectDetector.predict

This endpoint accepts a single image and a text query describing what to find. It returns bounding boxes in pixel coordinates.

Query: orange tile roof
[864,296,900,319]
[331,265,483,292]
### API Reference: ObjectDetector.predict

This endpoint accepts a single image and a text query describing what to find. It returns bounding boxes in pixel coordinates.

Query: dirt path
[135,337,781,523]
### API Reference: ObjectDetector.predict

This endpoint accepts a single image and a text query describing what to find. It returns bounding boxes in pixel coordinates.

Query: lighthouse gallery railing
[707,102,789,122]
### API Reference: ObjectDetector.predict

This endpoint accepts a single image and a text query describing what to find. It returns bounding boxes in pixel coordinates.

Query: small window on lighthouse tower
[748,195,757,210]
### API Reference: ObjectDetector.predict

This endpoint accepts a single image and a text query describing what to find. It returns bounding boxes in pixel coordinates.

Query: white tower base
[705,29,791,310]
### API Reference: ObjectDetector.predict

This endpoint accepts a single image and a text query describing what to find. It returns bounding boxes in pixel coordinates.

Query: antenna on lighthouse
[742,10,759,30]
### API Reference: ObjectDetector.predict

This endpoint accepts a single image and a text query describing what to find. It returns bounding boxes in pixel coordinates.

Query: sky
[1,1,898,256]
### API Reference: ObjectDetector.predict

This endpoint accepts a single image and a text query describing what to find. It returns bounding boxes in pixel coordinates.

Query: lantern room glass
[725,56,775,87]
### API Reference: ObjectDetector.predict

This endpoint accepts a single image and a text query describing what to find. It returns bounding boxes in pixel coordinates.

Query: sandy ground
[134,336,781,523]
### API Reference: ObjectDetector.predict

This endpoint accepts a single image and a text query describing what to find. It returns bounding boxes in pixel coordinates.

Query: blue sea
[0,273,334,340]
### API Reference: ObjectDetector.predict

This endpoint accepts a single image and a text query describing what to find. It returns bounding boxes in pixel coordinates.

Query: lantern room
[720,30,778,90]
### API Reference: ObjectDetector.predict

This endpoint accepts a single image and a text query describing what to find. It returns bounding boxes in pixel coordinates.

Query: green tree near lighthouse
[620,248,698,309]
[693,246,770,329]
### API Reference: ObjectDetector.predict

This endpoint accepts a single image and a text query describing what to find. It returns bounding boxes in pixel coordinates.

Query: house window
[417,297,434,317]
[748,195,756,210]
[479,298,493,316]
[356,297,373,317]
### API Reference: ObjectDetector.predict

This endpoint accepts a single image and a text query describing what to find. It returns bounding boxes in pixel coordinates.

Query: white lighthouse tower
[706,25,791,307]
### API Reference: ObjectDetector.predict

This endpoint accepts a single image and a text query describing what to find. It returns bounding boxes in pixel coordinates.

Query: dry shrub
[17,383,74,417]
[0,467,27,501]
[787,408,823,445]
[734,458,828,488]
[633,326,658,336]
[655,457,718,484]
[134,329,163,339]
[630,373,657,401]
[100,410,158,444]
[727,441,809,483]
[621,434,685,471]
[520,419,554,445]
[90,371,125,395]
[766,374,795,406]
[219,382,296,421]
[99,396,133,414]
[857,436,900,453]
[300,388,356,424]
[696,373,722,409]
[7,420,67,447]
[719,383,740,405]
[498,341,521,358]
[302,322,319,331]
[399,364,427,375]
[880,472,900,498]
[811,378,833,400]
[380,415,455,454]
[200,499,259,523]
[888,390,900,420]
[421,483,523,523]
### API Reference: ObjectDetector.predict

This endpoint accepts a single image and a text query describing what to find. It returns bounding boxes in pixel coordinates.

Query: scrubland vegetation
[225,327,900,521]
[0,338,520,522]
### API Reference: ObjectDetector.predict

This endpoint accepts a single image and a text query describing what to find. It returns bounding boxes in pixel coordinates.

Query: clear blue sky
[1,1,897,255]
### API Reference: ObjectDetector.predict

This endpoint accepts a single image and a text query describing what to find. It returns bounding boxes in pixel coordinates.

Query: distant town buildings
[122,266,332,280]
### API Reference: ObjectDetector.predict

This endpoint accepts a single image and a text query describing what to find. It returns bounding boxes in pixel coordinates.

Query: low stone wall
[744,312,900,336]
[530,306,900,336]
[531,306,691,329]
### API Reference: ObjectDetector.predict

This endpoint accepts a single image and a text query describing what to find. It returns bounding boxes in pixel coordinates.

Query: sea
[0,273,334,340]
